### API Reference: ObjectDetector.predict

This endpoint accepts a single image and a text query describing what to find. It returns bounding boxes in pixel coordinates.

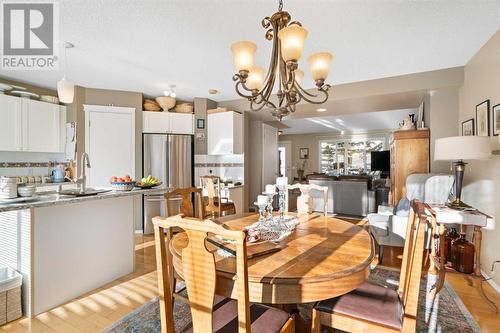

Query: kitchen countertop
[0,186,169,213]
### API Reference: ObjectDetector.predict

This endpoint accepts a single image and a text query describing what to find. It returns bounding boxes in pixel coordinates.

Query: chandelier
[231,0,333,120]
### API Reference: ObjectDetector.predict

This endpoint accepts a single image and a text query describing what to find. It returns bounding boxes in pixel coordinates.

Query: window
[319,138,385,175]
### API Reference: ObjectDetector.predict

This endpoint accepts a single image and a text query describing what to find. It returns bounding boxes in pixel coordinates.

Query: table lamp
[434,136,491,209]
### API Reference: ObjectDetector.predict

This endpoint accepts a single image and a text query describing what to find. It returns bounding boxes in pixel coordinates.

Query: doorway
[278,141,292,179]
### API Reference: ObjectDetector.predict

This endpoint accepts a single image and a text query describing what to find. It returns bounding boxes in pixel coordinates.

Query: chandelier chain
[278,0,283,12]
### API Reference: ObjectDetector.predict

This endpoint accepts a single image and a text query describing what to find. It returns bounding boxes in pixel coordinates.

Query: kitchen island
[0,187,167,317]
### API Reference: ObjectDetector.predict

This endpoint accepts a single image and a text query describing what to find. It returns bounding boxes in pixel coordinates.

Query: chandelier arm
[297,88,329,104]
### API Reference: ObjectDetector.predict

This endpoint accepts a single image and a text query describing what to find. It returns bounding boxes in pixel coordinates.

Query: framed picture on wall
[476,100,490,136]
[299,148,309,159]
[493,103,500,136]
[461,118,474,136]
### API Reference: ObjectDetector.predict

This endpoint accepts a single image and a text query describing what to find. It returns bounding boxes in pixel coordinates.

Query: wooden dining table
[169,213,375,305]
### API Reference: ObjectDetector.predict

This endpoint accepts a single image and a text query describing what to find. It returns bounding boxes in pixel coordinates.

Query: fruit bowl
[110,181,136,191]
[136,181,162,189]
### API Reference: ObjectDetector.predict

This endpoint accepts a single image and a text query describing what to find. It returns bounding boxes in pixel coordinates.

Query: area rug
[102,267,481,333]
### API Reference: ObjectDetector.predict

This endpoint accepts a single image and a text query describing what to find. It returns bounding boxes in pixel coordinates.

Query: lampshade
[434,136,492,161]
[278,23,308,62]
[308,52,333,81]
[231,41,257,72]
[57,77,74,104]
[246,67,265,91]
[294,69,304,85]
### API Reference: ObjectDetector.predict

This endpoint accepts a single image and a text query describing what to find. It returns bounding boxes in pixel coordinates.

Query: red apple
[110,176,117,183]
[117,177,125,182]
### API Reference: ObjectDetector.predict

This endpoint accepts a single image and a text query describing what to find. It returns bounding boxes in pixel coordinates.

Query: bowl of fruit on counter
[110,174,136,191]
[136,175,162,189]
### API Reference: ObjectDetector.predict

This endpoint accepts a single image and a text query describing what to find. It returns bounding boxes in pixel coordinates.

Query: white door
[24,100,61,152]
[262,123,279,187]
[85,107,135,187]
[0,95,22,151]
[278,141,292,179]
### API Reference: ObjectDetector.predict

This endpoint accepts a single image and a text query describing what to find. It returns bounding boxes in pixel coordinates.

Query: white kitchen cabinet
[0,95,66,153]
[207,111,243,155]
[0,94,22,151]
[23,99,66,153]
[142,111,193,134]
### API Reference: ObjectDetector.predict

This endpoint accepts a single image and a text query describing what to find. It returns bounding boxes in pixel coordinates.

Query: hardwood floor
[1,226,499,333]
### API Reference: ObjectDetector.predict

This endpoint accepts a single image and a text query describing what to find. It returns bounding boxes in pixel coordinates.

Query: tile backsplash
[0,151,68,178]
[195,154,244,185]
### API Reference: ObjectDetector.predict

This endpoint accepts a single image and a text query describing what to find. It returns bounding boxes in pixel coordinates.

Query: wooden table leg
[429,218,438,273]
[473,226,482,277]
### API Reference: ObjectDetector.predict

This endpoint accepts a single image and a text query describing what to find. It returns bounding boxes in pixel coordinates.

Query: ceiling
[0,0,499,101]
[279,108,417,135]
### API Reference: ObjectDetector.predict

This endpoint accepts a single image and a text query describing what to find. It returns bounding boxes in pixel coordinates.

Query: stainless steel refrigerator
[143,134,192,234]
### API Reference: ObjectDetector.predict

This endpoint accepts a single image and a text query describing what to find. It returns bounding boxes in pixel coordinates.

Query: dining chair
[287,183,328,216]
[164,187,205,304]
[165,187,205,218]
[153,215,295,333]
[311,199,429,333]
[200,175,236,218]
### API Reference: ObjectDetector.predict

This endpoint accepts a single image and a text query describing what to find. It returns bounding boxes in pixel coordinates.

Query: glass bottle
[443,228,460,262]
[451,233,475,274]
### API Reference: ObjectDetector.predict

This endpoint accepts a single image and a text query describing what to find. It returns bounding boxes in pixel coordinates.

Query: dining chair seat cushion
[186,299,290,333]
[314,281,402,330]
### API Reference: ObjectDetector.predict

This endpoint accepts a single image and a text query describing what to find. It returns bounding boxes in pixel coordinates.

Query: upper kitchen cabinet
[0,94,22,151]
[24,99,66,153]
[0,94,66,153]
[142,111,193,134]
[207,111,243,155]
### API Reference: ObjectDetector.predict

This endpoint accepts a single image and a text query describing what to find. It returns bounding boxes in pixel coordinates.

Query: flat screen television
[371,150,390,173]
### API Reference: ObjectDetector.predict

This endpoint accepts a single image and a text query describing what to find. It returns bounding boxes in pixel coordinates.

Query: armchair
[368,173,454,263]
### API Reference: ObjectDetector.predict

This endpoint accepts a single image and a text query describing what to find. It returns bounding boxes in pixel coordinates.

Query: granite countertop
[0,186,169,213]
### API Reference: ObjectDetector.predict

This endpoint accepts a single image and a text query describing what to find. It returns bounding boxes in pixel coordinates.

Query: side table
[427,204,498,313]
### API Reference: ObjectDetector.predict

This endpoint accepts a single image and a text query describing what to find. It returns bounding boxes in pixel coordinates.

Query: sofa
[367,173,454,263]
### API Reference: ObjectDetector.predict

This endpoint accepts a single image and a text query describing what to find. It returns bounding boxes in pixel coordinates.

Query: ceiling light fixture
[57,41,75,104]
[164,85,177,98]
[317,108,327,112]
[231,0,333,121]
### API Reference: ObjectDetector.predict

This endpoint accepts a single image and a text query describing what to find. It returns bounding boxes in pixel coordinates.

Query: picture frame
[196,118,205,129]
[493,103,500,136]
[461,118,474,136]
[476,100,490,137]
[299,148,309,159]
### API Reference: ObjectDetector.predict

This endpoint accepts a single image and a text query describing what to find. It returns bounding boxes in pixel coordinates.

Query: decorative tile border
[0,161,69,168]
[195,163,244,167]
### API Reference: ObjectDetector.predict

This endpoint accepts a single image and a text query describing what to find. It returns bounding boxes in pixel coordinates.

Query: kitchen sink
[58,188,111,197]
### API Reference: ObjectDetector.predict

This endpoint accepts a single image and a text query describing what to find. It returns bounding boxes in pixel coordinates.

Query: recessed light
[208,89,219,95]
[340,130,345,135]
[317,108,327,112]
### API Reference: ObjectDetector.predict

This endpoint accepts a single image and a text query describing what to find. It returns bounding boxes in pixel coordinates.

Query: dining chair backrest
[288,183,328,216]
[165,187,205,218]
[152,215,251,333]
[397,199,428,331]
[200,175,228,217]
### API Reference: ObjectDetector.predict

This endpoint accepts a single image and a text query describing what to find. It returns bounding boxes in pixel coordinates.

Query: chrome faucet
[76,153,91,193]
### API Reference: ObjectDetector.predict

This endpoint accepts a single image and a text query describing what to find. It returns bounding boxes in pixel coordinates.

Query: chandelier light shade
[277,23,308,62]
[57,77,75,104]
[308,52,333,81]
[231,0,332,120]
[246,67,266,90]
[230,41,257,73]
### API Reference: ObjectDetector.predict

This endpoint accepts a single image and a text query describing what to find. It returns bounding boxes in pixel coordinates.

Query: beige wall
[427,88,460,172]
[458,31,500,287]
